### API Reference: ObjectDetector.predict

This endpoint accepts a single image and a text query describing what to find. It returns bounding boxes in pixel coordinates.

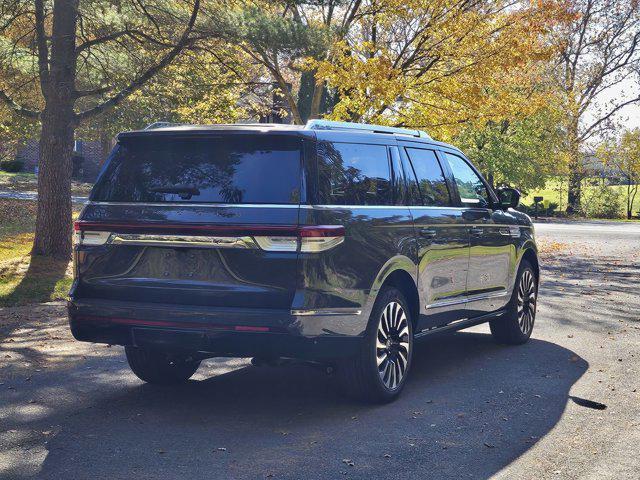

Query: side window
[389,146,406,206]
[444,152,490,208]
[405,148,451,206]
[317,142,392,205]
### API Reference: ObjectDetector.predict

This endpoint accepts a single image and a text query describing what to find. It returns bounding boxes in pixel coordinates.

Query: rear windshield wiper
[147,185,200,199]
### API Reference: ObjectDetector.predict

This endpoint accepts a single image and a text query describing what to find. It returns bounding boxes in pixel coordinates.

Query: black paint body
[68,125,538,361]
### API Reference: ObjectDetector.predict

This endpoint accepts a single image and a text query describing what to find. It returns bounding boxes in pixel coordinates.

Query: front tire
[339,287,414,403]
[490,259,537,345]
[125,346,201,384]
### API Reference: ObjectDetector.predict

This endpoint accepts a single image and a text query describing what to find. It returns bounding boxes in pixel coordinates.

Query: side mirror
[496,187,520,209]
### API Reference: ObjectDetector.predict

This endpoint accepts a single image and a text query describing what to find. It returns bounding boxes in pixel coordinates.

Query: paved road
[535,220,640,238]
[0,221,639,479]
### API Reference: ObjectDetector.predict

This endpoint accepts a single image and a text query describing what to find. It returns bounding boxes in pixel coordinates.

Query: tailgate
[72,133,304,310]
[73,204,301,309]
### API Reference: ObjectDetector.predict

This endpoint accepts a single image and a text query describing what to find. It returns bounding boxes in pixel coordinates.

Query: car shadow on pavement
[4,331,587,480]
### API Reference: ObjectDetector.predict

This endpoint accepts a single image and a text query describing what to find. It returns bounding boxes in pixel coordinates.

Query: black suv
[69,120,539,402]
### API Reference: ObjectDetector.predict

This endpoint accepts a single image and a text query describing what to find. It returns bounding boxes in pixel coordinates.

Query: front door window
[443,152,490,208]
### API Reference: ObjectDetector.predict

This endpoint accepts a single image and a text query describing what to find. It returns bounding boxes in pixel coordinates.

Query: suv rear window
[91,136,302,204]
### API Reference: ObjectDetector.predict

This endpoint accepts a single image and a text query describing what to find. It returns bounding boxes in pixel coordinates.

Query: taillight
[299,225,345,252]
[73,221,110,246]
[73,221,345,253]
[254,225,345,252]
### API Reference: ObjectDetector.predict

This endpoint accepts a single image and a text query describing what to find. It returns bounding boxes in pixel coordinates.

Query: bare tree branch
[73,85,113,98]
[75,30,132,54]
[580,95,640,141]
[0,90,40,118]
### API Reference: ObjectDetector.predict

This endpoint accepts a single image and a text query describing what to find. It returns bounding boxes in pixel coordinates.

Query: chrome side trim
[425,289,511,310]
[305,205,454,210]
[108,233,259,249]
[88,201,301,209]
[415,310,506,337]
[291,308,362,316]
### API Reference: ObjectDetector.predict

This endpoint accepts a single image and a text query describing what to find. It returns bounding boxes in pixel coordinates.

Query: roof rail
[144,121,185,130]
[305,119,430,139]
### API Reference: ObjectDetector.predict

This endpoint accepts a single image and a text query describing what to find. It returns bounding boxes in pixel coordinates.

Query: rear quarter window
[91,135,302,204]
[317,141,392,205]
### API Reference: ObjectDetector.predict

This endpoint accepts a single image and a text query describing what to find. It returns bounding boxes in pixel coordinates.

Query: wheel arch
[368,256,419,329]
[520,247,540,282]
[380,270,420,328]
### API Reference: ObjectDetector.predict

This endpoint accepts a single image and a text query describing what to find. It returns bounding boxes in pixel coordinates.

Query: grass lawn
[0,171,93,196]
[522,179,640,218]
[0,199,74,307]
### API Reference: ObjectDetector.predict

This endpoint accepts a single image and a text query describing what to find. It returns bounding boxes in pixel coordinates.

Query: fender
[360,254,418,321]
[511,230,539,292]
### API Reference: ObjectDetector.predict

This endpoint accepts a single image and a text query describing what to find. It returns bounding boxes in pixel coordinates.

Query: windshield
[91,135,302,204]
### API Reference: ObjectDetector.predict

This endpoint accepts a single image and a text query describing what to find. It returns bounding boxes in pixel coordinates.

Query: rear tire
[490,259,537,345]
[339,287,414,403]
[125,346,201,384]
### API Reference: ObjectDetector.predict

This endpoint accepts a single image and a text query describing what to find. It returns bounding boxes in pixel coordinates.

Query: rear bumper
[68,298,364,360]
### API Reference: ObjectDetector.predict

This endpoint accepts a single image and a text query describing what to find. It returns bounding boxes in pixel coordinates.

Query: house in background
[15,138,106,183]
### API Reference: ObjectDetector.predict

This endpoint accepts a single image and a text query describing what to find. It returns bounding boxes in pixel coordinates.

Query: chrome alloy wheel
[376,301,410,390]
[517,270,537,335]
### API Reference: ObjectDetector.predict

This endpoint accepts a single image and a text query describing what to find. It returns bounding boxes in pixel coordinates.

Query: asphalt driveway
[1,220,638,479]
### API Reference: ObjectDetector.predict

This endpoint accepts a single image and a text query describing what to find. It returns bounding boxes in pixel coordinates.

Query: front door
[441,151,514,317]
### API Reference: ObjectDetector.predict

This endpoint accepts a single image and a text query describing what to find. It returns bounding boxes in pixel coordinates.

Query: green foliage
[597,128,640,219]
[517,201,559,217]
[76,47,257,141]
[582,183,624,219]
[454,110,565,192]
[0,159,24,172]
[221,5,332,58]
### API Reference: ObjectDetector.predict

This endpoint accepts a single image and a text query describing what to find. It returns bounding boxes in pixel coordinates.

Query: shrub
[583,185,624,219]
[517,201,558,217]
[546,202,559,215]
[0,159,24,173]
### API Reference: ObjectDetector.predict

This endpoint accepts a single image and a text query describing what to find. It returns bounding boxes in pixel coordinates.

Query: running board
[414,310,505,339]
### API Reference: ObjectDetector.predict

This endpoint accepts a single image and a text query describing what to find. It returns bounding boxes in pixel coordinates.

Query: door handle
[419,227,437,238]
[470,227,484,237]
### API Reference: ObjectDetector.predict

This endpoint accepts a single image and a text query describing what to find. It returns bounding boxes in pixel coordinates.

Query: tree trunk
[566,172,581,214]
[32,0,79,259]
[297,70,315,123]
[33,109,75,258]
[565,130,582,214]
[308,78,324,120]
[626,180,638,220]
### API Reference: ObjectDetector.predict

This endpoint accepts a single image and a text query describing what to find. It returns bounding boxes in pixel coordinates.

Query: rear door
[73,132,306,310]
[294,134,415,326]
[399,144,469,330]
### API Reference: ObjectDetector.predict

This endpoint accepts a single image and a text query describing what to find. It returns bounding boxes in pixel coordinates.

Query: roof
[117,123,310,141]
[115,121,461,154]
